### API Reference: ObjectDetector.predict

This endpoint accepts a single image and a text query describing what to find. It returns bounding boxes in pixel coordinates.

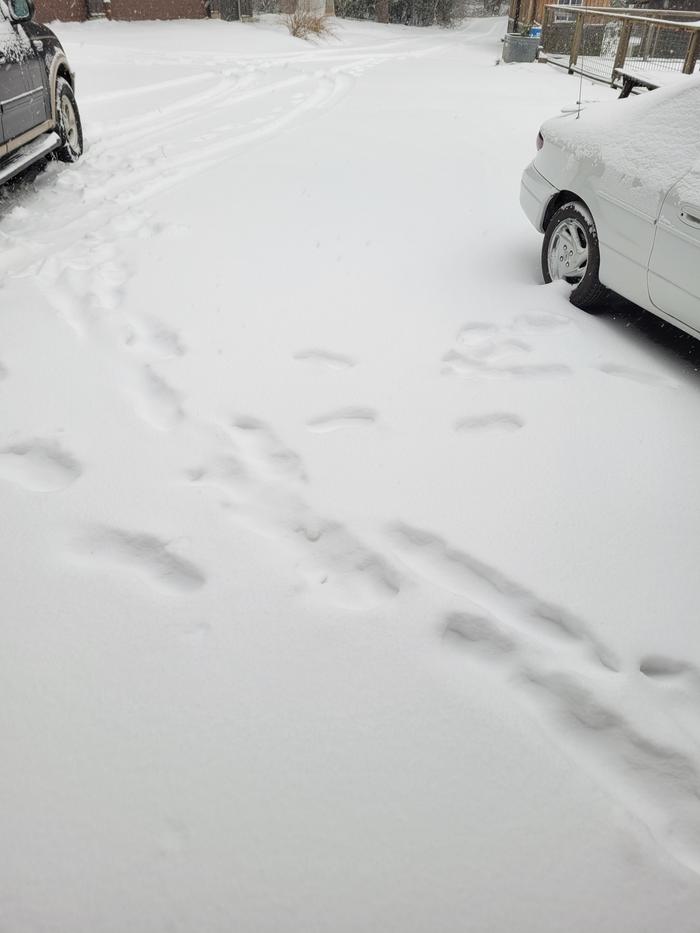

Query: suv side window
[0,2,24,64]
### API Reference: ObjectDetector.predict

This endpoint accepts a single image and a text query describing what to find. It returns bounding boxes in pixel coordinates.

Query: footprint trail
[390,522,700,874]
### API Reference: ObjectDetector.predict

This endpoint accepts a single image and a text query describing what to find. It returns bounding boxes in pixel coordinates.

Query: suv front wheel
[542,201,608,311]
[54,77,83,163]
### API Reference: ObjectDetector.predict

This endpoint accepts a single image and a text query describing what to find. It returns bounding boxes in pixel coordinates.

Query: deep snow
[2,15,700,932]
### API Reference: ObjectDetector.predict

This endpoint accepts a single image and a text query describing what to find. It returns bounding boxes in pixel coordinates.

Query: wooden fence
[539,5,700,85]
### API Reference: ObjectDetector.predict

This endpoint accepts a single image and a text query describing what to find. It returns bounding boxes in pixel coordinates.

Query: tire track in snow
[80,70,217,105]
[86,69,291,153]
[3,47,422,279]
[76,34,439,69]
[1,41,443,284]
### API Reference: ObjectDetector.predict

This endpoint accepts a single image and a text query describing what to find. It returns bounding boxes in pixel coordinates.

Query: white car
[521,77,700,338]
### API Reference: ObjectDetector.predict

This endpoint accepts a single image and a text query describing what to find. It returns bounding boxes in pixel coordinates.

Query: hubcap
[547,218,589,284]
[60,96,78,150]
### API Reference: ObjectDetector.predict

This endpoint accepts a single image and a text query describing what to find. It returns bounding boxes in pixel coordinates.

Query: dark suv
[0,0,82,186]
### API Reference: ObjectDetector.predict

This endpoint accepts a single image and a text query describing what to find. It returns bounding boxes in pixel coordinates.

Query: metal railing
[540,5,700,86]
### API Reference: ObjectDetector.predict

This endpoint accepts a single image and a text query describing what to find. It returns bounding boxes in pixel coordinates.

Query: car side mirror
[7,0,35,23]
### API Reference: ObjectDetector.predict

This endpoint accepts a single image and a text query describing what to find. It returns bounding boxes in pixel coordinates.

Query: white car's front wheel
[542,201,608,311]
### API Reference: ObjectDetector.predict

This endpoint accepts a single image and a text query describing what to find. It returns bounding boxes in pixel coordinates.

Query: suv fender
[47,52,74,125]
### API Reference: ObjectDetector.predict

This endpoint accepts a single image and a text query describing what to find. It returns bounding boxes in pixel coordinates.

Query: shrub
[282,9,336,37]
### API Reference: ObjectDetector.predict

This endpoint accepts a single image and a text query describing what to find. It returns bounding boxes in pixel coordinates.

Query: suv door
[0,3,45,147]
[648,164,700,335]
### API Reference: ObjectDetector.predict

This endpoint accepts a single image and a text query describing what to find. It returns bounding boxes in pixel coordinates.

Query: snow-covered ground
[2,15,700,931]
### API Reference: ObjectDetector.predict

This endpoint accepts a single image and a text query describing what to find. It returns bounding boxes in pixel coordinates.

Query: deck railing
[540,5,700,86]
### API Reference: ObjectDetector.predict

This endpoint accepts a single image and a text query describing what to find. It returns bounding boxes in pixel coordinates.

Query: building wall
[35,0,210,19]
[35,0,88,20]
[508,0,611,28]
[107,0,208,17]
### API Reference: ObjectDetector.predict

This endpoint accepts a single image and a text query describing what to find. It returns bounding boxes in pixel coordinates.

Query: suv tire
[54,77,83,164]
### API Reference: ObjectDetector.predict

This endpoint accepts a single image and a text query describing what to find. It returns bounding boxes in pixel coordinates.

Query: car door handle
[679,204,700,228]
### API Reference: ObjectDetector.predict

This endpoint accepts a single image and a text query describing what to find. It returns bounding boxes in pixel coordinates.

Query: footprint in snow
[186,454,249,494]
[640,656,700,683]
[512,311,572,334]
[388,522,617,670]
[75,527,206,594]
[442,351,570,380]
[307,407,377,434]
[517,667,700,873]
[293,349,356,370]
[444,612,516,658]
[293,517,401,612]
[456,322,499,345]
[133,365,184,431]
[598,363,677,388]
[454,413,524,433]
[402,520,700,876]
[446,319,566,379]
[0,439,82,492]
[440,599,700,875]
[125,316,186,359]
[231,415,306,482]
[465,338,531,362]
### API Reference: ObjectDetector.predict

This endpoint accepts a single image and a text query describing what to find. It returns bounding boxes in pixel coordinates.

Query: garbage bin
[502,33,540,63]
[220,0,240,20]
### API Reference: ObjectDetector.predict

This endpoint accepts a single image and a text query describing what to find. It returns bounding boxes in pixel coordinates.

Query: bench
[614,66,689,98]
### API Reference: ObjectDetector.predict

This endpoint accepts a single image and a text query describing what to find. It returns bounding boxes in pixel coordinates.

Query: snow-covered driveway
[2,16,700,931]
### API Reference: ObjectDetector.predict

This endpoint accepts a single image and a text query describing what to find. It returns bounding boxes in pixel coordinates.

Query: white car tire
[542,201,609,312]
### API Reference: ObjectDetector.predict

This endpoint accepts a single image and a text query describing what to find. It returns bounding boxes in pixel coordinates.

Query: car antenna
[576,60,584,120]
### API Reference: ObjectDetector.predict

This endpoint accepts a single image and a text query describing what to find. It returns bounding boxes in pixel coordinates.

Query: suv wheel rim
[548,218,589,284]
[60,95,78,150]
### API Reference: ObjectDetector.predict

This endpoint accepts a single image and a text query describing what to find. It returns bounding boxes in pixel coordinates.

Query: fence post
[683,29,700,74]
[639,21,652,61]
[525,0,535,29]
[568,11,584,73]
[541,5,553,54]
[611,19,633,84]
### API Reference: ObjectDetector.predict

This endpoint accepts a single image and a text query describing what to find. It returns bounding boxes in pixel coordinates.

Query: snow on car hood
[542,76,700,217]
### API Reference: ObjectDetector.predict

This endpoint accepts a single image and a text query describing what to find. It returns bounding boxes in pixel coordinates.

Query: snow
[2,14,700,931]
[0,0,31,61]
[544,75,700,216]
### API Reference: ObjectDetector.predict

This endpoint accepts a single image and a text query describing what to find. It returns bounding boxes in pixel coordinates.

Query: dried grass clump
[282,10,335,39]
